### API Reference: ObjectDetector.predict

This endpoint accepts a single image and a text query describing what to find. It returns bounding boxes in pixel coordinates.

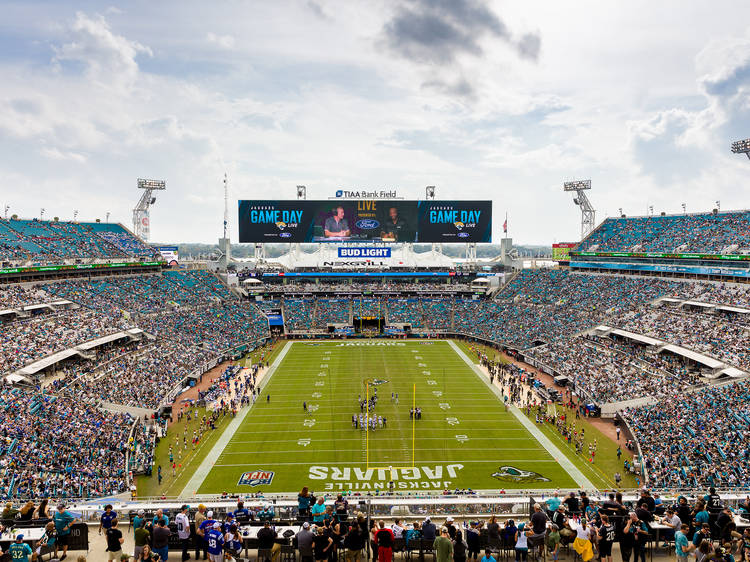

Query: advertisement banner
[156,246,179,266]
[238,200,492,243]
[552,243,577,260]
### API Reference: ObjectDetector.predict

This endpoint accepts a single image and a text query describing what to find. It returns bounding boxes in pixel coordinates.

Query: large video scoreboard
[238,200,492,243]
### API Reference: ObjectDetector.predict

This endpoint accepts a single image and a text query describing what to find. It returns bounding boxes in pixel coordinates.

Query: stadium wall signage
[572,250,750,261]
[338,247,391,258]
[0,261,164,276]
[238,200,492,243]
[571,261,750,278]
[335,190,399,198]
[308,464,464,490]
[321,261,389,267]
[335,342,406,346]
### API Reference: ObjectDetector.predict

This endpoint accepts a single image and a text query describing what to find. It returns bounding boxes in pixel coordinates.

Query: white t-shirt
[175,512,191,539]
[573,523,593,541]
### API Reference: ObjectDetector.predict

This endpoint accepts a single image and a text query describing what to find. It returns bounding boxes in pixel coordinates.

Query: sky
[1,0,750,245]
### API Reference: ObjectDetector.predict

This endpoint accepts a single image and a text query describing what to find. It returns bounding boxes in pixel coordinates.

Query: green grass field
[195,339,580,494]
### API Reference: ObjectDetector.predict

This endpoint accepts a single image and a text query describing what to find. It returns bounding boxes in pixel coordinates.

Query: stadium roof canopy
[659,344,725,369]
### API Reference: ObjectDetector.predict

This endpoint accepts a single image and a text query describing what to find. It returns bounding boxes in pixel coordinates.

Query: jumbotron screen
[238,200,492,243]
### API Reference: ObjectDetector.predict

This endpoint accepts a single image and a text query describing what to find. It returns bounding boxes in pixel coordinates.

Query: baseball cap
[138,509,145,515]
[57,503,66,510]
[303,522,310,529]
[424,517,431,522]
[213,522,221,529]
[207,510,214,518]
[16,534,23,541]
[181,504,190,511]
[446,517,454,523]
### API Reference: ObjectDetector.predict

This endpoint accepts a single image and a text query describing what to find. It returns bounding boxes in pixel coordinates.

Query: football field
[194,340,580,494]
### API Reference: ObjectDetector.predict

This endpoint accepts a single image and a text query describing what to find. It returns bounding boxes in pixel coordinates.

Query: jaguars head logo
[275,221,287,230]
[454,221,465,230]
[491,466,550,483]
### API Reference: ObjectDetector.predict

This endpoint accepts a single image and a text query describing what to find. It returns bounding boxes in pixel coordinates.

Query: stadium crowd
[576,210,750,253]
[621,379,750,489]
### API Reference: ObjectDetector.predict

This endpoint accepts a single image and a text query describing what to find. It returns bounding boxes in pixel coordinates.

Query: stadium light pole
[425,186,435,200]
[618,207,623,217]
[40,208,45,220]
[3,205,8,219]
[297,185,307,200]
[730,138,750,160]
[73,209,78,222]
[563,179,595,240]
[106,211,110,223]
[648,205,653,216]
[681,203,686,214]
[716,200,720,211]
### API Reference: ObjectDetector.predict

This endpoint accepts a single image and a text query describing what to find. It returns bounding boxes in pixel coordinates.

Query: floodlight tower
[133,179,166,242]
[731,138,750,160]
[563,179,596,240]
[218,173,232,272]
[425,186,443,257]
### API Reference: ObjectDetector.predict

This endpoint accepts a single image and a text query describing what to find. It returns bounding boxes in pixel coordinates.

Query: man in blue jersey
[206,522,225,562]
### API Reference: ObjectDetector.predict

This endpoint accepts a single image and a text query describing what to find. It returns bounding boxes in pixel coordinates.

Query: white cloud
[206,32,236,50]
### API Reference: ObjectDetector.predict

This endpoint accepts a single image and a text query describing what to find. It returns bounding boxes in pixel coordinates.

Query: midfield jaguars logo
[238,470,275,487]
[491,466,550,483]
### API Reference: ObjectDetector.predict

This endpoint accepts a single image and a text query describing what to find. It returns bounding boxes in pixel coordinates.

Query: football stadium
[2,3,750,562]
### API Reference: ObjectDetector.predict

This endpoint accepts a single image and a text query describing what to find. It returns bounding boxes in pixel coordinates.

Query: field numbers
[422,370,431,375]
[432,390,443,397]
[308,404,319,412]
[314,381,324,387]
[418,363,427,367]
[298,438,311,446]
[439,402,451,410]
[304,419,316,427]
[455,434,469,443]
[312,392,322,398]
[414,356,422,360]
[446,417,459,426]
[426,380,437,386]
[317,372,327,377]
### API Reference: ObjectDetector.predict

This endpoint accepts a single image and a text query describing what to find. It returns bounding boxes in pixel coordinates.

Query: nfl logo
[238,470,275,487]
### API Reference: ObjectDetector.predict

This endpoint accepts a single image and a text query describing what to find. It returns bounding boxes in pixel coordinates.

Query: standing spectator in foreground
[53,503,79,561]
[314,526,334,562]
[453,529,467,562]
[194,504,207,560]
[176,504,192,561]
[225,524,242,559]
[297,522,315,562]
[206,522,225,562]
[345,520,367,562]
[335,494,349,522]
[298,487,313,521]
[312,497,326,524]
[485,516,499,548]
[375,521,395,562]
[434,527,454,562]
[675,524,695,562]
[105,519,124,561]
[257,519,280,562]
[136,544,160,561]
[99,505,118,535]
[466,522,480,560]
[422,517,437,541]
[152,519,172,562]
[133,519,150,561]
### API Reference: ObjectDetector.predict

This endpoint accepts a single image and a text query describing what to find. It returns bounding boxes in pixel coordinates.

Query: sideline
[447,340,595,490]
[179,341,293,497]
